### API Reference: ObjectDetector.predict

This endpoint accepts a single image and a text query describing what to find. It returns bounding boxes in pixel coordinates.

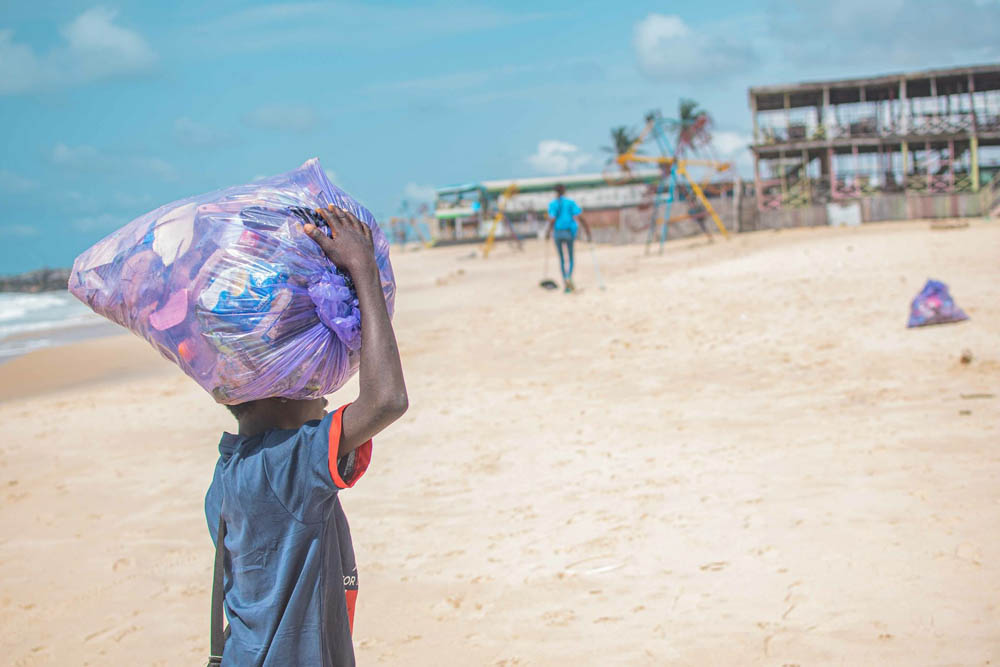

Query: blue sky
[2,0,999,273]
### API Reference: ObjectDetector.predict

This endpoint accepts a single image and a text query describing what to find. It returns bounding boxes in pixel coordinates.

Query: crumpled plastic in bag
[69,158,394,404]
[906,278,968,328]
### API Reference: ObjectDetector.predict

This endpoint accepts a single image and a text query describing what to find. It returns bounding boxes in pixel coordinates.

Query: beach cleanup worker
[205,205,408,666]
[545,183,592,293]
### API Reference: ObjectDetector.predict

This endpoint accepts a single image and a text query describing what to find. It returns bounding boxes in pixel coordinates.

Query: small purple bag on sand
[906,279,968,328]
[69,158,395,404]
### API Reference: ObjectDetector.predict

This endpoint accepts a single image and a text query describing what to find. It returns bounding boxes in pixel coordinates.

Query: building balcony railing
[756,170,978,210]
[757,112,1000,145]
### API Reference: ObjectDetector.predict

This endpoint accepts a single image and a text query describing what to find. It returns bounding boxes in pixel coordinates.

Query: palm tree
[602,126,640,163]
[666,98,713,156]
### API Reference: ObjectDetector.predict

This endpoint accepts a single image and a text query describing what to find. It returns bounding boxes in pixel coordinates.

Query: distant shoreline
[0,267,71,293]
[0,318,122,365]
[0,289,118,363]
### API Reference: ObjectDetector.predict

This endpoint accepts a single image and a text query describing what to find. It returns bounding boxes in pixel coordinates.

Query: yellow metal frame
[605,120,732,240]
[388,216,436,248]
[482,183,519,257]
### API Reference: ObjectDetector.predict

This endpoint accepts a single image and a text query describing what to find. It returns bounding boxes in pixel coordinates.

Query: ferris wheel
[602,102,737,253]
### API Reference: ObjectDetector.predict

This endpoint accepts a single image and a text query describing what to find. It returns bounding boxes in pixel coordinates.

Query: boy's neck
[233,397,328,436]
[237,413,304,436]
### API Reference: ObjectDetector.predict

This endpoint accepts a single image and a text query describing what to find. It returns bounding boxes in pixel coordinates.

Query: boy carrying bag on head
[205,205,407,666]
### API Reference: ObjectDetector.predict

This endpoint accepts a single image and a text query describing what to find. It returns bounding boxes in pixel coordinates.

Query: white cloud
[0,170,38,192]
[62,7,156,78]
[526,140,593,175]
[768,0,1000,68]
[52,143,106,169]
[135,156,176,181]
[195,3,551,53]
[369,70,493,93]
[633,14,757,82]
[369,60,606,100]
[51,143,176,180]
[243,105,319,133]
[0,224,40,238]
[402,183,437,202]
[58,190,100,213]
[0,7,156,95]
[710,131,753,176]
[712,131,750,156]
[112,191,153,208]
[174,116,231,148]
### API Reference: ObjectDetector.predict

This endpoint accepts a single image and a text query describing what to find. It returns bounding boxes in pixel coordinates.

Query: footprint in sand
[956,542,982,565]
[541,609,576,626]
[84,623,141,644]
[699,561,729,572]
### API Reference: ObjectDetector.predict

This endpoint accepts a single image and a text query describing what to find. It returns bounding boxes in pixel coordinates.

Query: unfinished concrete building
[749,63,1000,224]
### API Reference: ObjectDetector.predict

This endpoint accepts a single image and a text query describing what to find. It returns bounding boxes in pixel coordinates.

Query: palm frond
[605,125,642,156]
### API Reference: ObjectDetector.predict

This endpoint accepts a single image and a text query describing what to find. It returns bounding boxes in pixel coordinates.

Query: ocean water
[0,291,114,361]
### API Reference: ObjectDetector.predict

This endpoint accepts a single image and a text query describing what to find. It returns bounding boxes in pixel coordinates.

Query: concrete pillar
[969,72,980,192]
[822,86,831,138]
[968,72,978,131]
[734,172,742,233]
[750,93,759,144]
[829,146,837,200]
[802,149,810,203]
[971,137,980,192]
[925,141,932,191]
[753,150,764,212]
[948,139,956,190]
[784,92,791,140]
[899,77,908,134]
[779,149,787,204]
[852,143,859,195]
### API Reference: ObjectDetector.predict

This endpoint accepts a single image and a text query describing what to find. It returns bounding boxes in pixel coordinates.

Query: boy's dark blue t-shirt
[205,405,372,667]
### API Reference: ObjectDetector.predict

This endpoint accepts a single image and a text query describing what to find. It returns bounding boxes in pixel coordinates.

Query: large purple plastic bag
[69,158,395,404]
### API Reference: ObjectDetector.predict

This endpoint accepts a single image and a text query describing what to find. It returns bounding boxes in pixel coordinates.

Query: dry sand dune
[1,220,998,665]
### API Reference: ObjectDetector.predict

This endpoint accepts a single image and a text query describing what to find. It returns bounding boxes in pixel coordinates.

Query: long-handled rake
[539,238,559,290]
[589,242,606,290]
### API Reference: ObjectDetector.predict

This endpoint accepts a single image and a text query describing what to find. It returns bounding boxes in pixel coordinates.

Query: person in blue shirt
[545,184,592,293]
[205,205,408,666]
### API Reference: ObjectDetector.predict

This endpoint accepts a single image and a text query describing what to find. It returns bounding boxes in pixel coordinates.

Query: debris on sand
[907,279,968,328]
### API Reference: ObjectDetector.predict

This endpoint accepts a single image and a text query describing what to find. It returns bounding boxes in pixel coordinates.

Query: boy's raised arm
[305,206,408,458]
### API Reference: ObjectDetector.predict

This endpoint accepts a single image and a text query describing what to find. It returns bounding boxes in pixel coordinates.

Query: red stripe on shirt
[345,589,358,635]
[327,405,373,489]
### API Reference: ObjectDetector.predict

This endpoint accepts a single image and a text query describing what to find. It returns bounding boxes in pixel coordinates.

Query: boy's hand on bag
[304,205,376,279]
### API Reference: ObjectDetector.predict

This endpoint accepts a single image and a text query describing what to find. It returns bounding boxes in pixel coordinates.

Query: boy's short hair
[555,183,566,195]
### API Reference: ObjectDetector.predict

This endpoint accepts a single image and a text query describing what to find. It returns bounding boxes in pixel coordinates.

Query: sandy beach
[1,220,998,665]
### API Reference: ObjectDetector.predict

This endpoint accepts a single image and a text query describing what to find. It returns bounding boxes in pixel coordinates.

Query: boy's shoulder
[220,413,332,459]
